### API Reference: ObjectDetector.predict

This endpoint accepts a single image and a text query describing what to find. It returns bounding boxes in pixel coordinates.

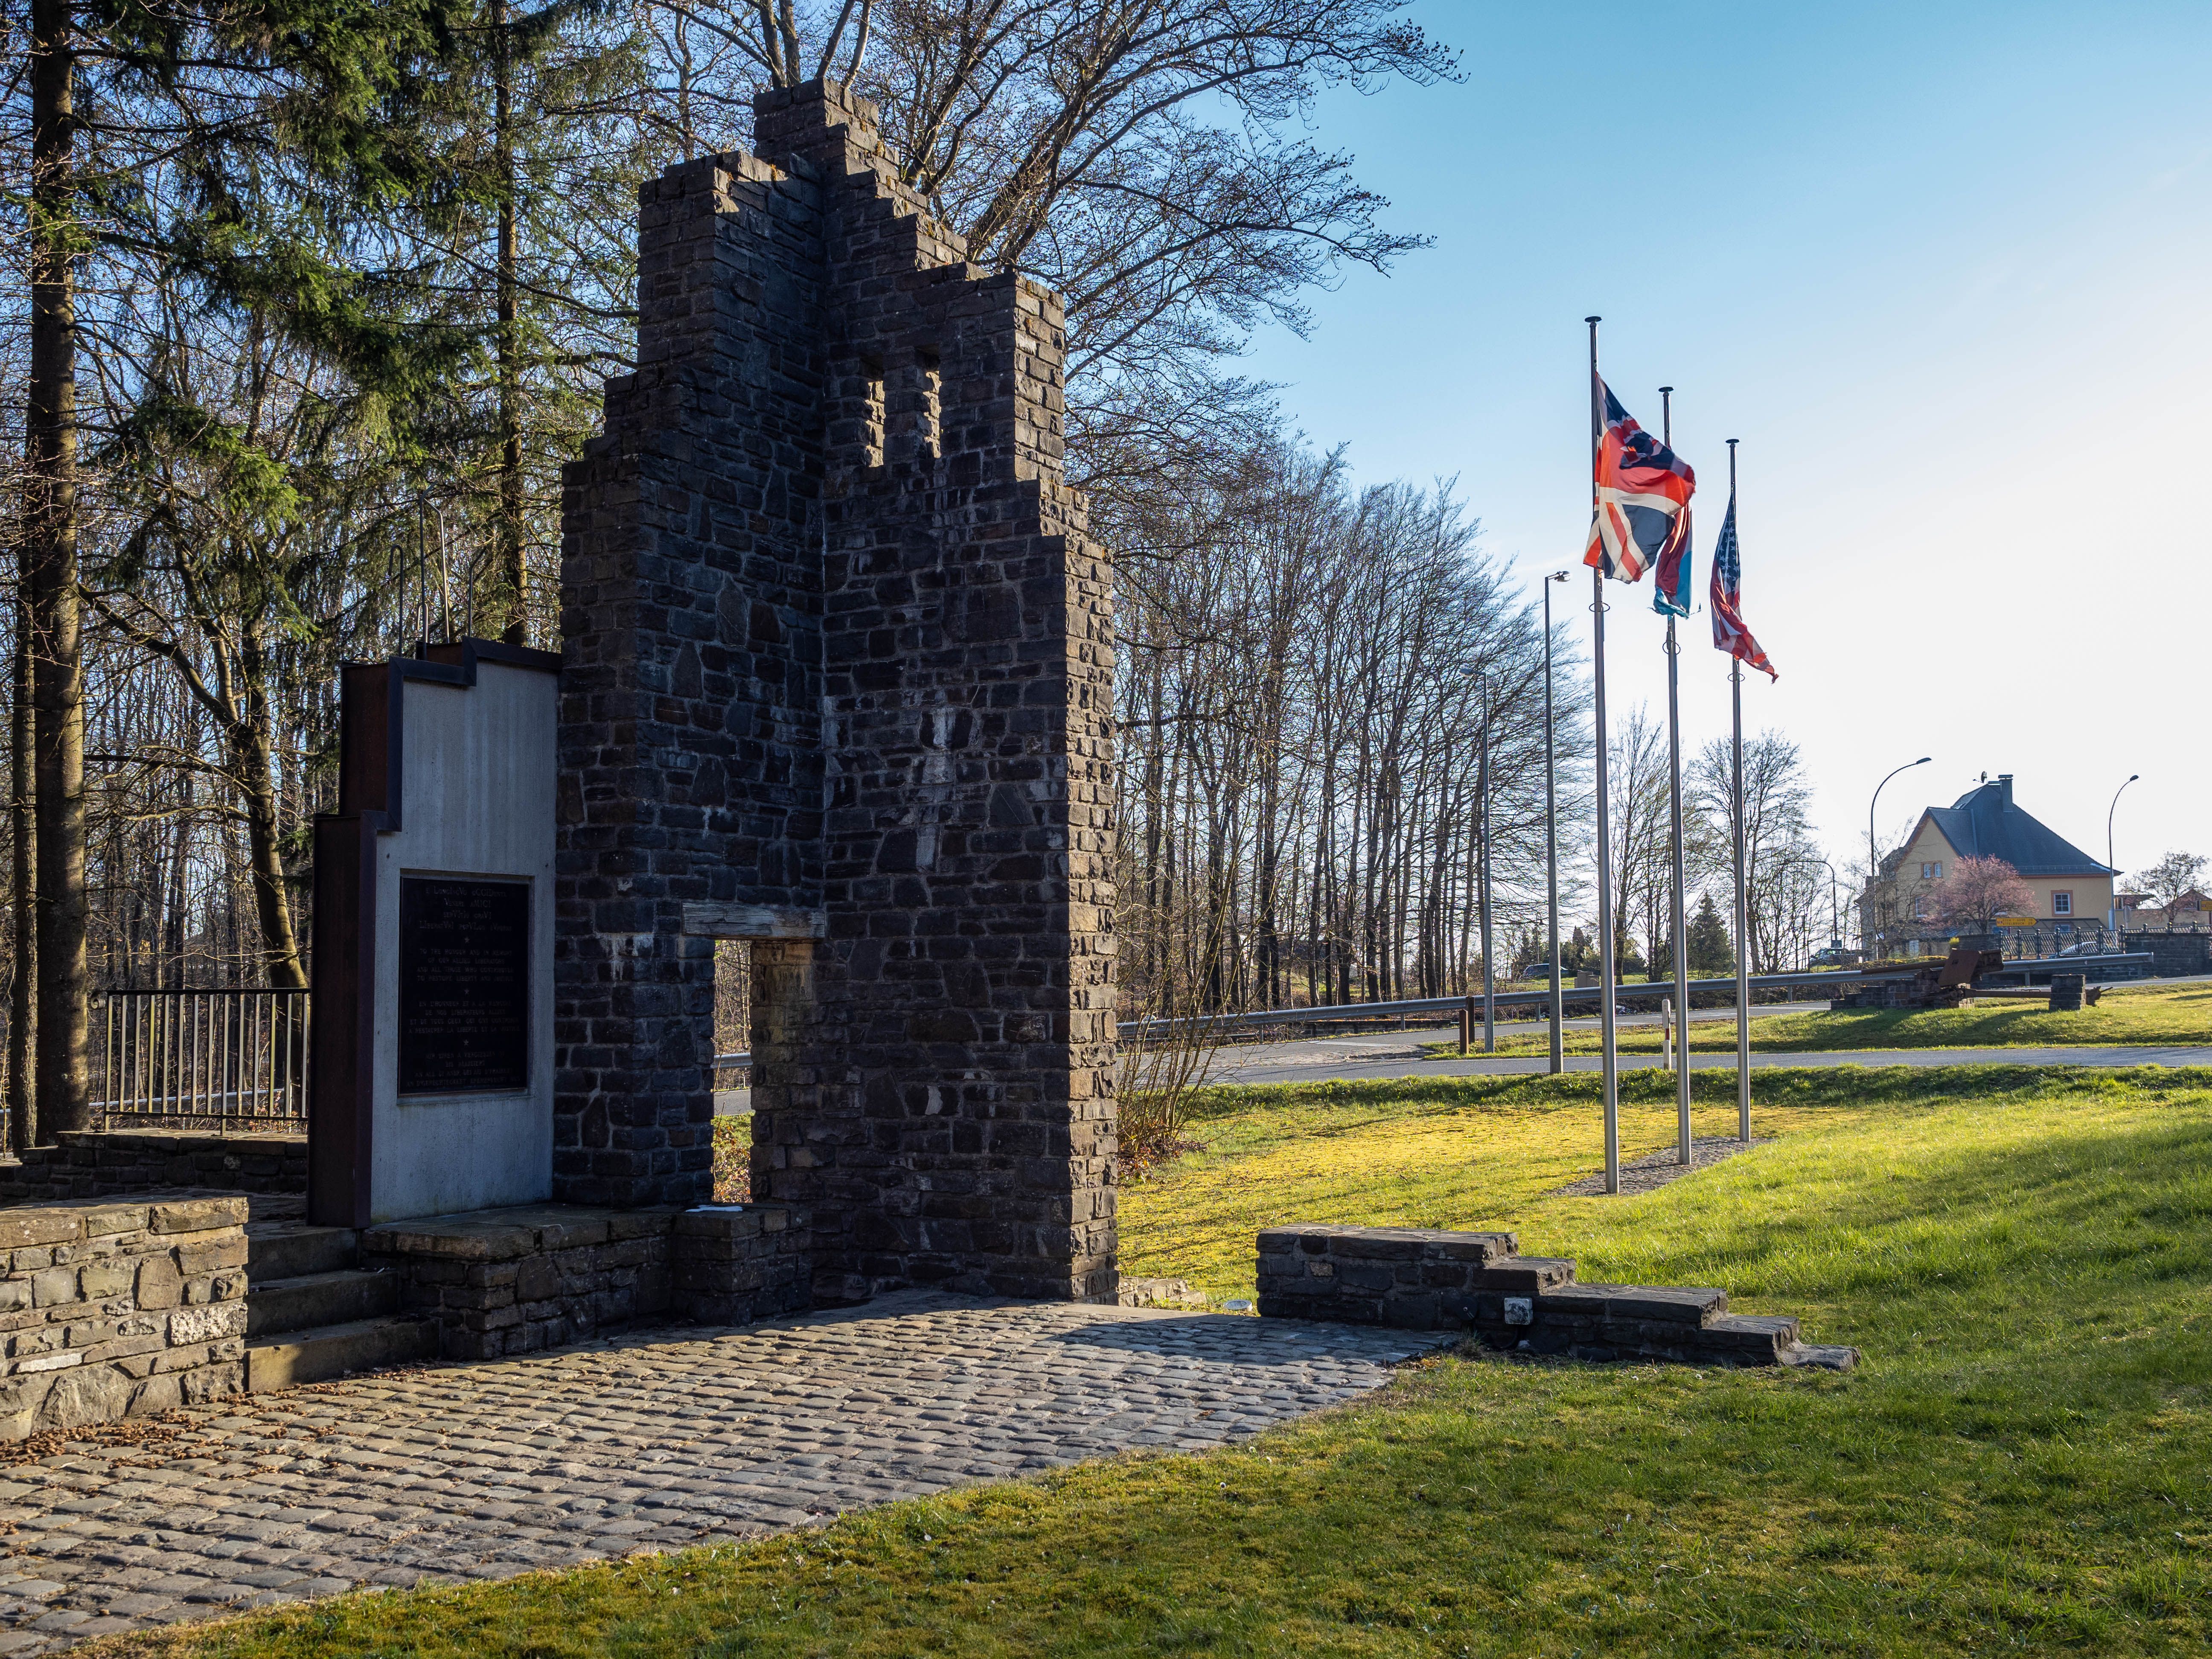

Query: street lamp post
[1543,570,1571,1074]
[2107,773,2139,937]
[1867,757,1933,955]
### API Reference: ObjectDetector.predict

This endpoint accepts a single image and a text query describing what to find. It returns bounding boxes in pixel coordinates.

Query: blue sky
[1240,2,2212,903]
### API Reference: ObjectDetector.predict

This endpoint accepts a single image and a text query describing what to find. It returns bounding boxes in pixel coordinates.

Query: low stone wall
[1,1193,249,1439]
[363,1201,810,1360]
[1257,1223,1854,1369]
[672,1205,812,1326]
[0,1129,307,1205]
[2126,931,2212,977]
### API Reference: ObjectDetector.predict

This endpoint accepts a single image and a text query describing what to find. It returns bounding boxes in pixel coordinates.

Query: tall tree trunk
[8,597,34,1153]
[494,0,527,646]
[29,0,87,1134]
[229,641,307,989]
[165,800,192,986]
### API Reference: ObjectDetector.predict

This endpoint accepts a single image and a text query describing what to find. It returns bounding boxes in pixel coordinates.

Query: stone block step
[1249,1222,1854,1369]
[247,1222,358,1283]
[1539,1283,1729,1326]
[1779,1341,1860,1371]
[247,1269,396,1338]
[1691,1312,1802,1361]
[245,1315,436,1393]
[1475,1256,1576,1294]
[1119,1276,1208,1308]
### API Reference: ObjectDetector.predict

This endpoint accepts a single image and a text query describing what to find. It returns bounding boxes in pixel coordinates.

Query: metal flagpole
[1479,677,1495,1051]
[1729,438,1751,1142]
[1661,389,1692,1167]
[1543,573,1565,1074]
[1588,317,1620,1193]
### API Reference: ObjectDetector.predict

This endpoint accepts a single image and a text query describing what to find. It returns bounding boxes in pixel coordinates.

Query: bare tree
[1935,855,2035,936]
[1691,729,1821,975]
[0,0,1463,1138]
[1606,702,1668,977]
[2133,850,2207,914]
[1114,434,1590,1019]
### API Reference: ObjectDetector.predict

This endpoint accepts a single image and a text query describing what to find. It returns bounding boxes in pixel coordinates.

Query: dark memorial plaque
[398,877,531,1094]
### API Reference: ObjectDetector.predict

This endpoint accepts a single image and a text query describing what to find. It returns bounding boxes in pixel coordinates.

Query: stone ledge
[0,1131,307,1205]
[362,1201,812,1359]
[1,1189,250,1438]
[1256,1222,1856,1370]
[0,1191,248,1250]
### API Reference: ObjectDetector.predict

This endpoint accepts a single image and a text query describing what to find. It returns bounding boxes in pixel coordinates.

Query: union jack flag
[1583,377,1694,583]
[1709,493,1776,679]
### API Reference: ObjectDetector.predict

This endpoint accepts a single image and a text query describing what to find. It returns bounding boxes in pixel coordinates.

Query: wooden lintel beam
[681,902,827,940]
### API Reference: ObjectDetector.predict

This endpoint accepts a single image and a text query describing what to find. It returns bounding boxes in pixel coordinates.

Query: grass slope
[1463,981,2212,1057]
[97,1068,2212,1657]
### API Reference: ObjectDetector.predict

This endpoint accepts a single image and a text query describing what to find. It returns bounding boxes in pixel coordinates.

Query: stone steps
[246,1270,399,1337]
[246,1220,359,1282]
[243,1215,433,1392]
[1255,1222,1858,1371]
[244,1314,438,1393]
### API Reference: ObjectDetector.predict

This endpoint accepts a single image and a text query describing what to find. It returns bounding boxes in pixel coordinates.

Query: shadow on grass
[1044,1316,1440,1365]
[1185,1063,2212,1122]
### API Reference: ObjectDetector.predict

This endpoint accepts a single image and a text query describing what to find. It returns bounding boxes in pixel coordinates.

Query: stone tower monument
[557,79,1117,1303]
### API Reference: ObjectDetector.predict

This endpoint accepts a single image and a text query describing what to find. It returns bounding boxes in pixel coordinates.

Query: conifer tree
[7,0,472,1118]
[1688,891,1736,975]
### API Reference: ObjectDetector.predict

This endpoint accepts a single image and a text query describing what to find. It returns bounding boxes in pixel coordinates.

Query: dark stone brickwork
[2124,930,2212,976]
[0,1131,308,1205]
[558,79,1115,1304]
[361,1202,811,1361]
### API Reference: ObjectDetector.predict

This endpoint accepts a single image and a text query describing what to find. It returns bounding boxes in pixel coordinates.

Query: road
[1207,1025,2212,1086]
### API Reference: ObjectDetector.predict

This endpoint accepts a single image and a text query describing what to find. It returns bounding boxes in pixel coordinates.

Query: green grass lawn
[101,1065,2212,1656]
[1452,980,2212,1057]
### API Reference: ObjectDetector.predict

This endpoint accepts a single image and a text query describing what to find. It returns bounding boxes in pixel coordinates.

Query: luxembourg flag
[1583,377,1695,584]
[1709,493,1777,679]
[1651,505,1694,618]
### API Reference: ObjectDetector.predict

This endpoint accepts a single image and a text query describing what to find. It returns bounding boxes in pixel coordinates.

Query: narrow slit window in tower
[710,939,754,1202]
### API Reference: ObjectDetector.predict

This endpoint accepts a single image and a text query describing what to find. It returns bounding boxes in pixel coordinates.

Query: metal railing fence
[1117,954,2157,1041]
[96,988,310,1126]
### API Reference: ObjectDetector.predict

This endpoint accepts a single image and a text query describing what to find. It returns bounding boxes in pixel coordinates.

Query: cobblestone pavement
[0,1291,1445,1653]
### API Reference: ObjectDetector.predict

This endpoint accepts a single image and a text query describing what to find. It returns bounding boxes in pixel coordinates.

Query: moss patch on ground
[93,1067,2212,1657]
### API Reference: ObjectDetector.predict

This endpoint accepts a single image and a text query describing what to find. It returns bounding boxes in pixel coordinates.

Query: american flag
[1709,493,1777,679]
[1583,377,1695,583]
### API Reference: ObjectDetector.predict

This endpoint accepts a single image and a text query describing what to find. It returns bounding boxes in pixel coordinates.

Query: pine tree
[1561,927,1593,977]
[1688,892,1735,974]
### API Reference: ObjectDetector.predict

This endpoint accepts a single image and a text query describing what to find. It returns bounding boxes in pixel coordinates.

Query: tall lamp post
[1867,757,1932,955]
[1464,669,1497,1053]
[1543,570,1571,1074]
[2107,773,2139,937]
